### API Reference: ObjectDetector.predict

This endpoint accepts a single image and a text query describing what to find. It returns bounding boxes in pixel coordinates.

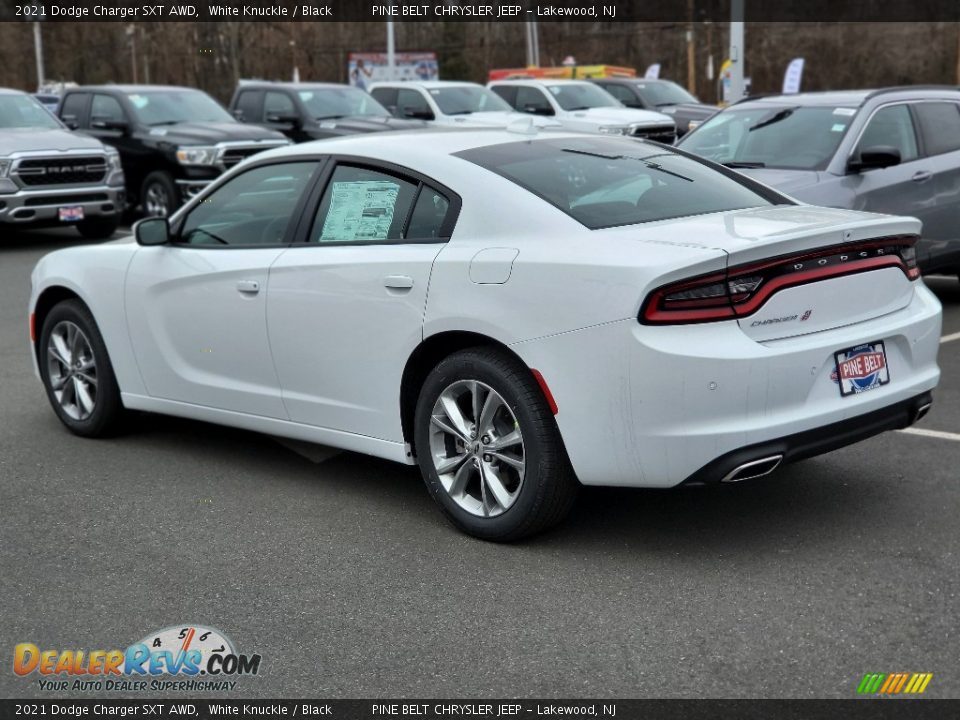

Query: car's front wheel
[414,348,578,541]
[38,300,124,437]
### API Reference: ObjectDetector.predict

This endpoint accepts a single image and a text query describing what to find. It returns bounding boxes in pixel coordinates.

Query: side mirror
[523,105,555,117]
[848,145,901,173]
[402,107,435,121]
[266,113,301,128]
[134,217,170,246]
[61,115,79,130]
[91,118,129,133]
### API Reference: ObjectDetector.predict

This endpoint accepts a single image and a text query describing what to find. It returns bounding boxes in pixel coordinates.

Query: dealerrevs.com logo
[13,625,261,692]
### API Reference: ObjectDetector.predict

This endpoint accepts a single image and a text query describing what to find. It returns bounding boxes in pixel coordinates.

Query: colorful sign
[348,52,439,89]
[488,65,636,81]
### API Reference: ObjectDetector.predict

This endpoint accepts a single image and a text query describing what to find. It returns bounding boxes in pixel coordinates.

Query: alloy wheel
[144,183,171,217]
[46,320,98,421]
[428,380,525,518]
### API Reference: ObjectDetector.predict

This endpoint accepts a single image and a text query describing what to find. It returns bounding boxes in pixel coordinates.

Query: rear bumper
[0,184,124,226]
[681,391,933,485]
[512,282,942,488]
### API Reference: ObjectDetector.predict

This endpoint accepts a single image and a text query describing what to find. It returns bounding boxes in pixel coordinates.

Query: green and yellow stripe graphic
[857,672,933,695]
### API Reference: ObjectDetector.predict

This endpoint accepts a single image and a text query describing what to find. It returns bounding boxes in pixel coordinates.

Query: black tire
[76,217,119,240]
[140,171,179,218]
[38,299,125,438]
[414,347,579,541]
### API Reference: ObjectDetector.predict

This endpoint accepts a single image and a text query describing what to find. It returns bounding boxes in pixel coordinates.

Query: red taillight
[641,235,920,325]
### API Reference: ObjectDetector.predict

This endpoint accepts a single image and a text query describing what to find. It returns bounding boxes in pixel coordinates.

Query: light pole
[728,0,745,103]
[525,21,540,67]
[33,22,45,90]
[386,20,396,80]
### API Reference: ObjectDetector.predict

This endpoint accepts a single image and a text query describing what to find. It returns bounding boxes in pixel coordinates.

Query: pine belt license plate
[833,341,890,397]
[58,206,84,222]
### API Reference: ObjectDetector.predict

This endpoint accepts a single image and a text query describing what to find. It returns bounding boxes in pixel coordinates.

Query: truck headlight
[106,151,122,170]
[598,126,628,135]
[0,159,10,178]
[175,146,218,166]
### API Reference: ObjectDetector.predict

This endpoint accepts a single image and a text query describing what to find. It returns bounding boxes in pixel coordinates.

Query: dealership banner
[347,52,438,88]
[3,0,958,22]
[3,699,960,719]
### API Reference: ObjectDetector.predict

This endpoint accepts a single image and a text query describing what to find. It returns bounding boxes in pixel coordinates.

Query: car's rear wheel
[414,348,578,541]
[38,300,124,437]
[141,171,178,218]
[76,218,119,240]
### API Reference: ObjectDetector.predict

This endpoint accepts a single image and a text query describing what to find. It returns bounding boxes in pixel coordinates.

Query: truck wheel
[76,218,119,240]
[414,347,579,541]
[141,172,179,218]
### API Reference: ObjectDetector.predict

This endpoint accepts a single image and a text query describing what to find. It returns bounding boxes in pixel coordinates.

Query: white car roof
[488,79,595,88]
[368,80,485,90]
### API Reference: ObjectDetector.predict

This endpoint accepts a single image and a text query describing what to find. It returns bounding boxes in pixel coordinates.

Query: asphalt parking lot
[1,227,958,699]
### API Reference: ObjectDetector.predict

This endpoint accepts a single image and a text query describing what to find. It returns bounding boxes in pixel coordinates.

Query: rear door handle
[237,279,260,295]
[912,170,932,183]
[383,275,414,289]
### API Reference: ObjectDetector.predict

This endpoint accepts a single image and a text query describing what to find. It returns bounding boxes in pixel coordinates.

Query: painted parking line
[941,331,960,344]
[898,427,960,442]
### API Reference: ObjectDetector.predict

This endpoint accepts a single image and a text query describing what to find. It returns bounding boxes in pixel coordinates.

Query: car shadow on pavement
[120,411,909,558]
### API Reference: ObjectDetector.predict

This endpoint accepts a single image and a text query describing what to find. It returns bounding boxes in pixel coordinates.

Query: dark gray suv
[678,87,960,277]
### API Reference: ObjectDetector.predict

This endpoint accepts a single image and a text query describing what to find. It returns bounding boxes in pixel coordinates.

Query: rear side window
[456,137,778,230]
[60,93,89,126]
[234,90,262,122]
[311,165,418,243]
[370,87,398,111]
[913,102,960,156]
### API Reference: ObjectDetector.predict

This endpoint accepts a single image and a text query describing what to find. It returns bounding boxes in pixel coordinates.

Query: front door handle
[237,279,260,295]
[383,275,414,290]
[912,170,933,183]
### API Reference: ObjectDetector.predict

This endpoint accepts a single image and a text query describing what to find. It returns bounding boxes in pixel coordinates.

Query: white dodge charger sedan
[29,127,942,540]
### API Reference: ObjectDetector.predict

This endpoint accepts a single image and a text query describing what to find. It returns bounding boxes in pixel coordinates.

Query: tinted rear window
[456,137,778,229]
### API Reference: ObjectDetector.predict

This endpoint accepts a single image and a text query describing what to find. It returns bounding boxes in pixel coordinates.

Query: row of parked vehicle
[2,76,959,276]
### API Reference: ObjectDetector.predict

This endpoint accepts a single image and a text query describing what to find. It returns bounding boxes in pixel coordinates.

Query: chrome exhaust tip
[721,454,784,483]
[913,402,932,424]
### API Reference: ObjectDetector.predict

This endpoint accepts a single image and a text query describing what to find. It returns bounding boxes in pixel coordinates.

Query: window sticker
[319,180,399,242]
[298,91,315,101]
[833,107,857,116]
[128,95,148,109]
[831,123,847,132]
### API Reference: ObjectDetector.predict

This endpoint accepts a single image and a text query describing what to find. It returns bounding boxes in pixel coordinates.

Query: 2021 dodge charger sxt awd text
[29,128,942,540]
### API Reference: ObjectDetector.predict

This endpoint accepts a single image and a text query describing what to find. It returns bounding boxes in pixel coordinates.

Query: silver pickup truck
[1,88,124,239]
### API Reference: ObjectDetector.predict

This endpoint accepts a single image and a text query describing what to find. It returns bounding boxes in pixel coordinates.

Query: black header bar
[3,0,959,23]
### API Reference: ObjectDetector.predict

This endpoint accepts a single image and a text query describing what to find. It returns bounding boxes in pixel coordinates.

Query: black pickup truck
[58,85,289,217]
[228,82,426,143]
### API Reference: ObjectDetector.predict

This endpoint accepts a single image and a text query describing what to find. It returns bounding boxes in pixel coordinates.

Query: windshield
[679,105,858,170]
[126,90,234,125]
[547,83,620,111]
[298,86,389,119]
[634,81,698,106]
[0,93,62,129]
[430,86,512,115]
[456,136,776,230]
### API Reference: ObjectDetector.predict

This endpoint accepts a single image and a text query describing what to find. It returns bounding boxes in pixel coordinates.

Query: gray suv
[0,88,124,239]
[678,87,960,277]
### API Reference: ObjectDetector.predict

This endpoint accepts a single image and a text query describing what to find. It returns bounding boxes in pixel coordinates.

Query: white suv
[369,80,557,129]
[489,79,677,143]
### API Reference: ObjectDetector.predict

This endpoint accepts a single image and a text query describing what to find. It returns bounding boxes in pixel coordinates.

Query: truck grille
[15,157,107,186]
[630,125,678,144]
[220,147,271,168]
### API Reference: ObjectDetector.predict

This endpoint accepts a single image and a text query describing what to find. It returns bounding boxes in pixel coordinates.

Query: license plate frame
[58,206,84,222]
[833,341,890,397]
